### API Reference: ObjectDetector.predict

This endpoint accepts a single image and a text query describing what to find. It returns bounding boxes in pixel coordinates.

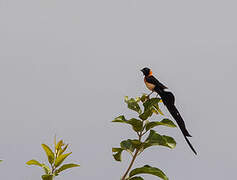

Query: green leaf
[160,119,176,127]
[112,147,122,152]
[42,164,51,174]
[143,98,161,110]
[129,165,169,180]
[145,119,176,131]
[139,110,153,120]
[55,140,64,153]
[143,130,176,149]
[153,103,164,115]
[151,108,159,115]
[55,163,80,174]
[113,150,123,161]
[135,96,141,102]
[112,147,124,161]
[162,135,177,149]
[127,118,143,132]
[113,116,143,132]
[120,139,135,153]
[112,115,126,122]
[139,98,161,120]
[54,152,72,168]
[140,94,148,103]
[125,96,142,114]
[112,116,127,124]
[130,139,142,149]
[139,109,152,121]
[26,159,42,167]
[42,144,55,165]
[42,174,54,180]
[58,144,69,156]
[129,176,144,180]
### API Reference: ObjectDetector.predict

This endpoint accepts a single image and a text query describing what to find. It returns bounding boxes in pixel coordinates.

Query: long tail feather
[184,135,197,155]
[158,90,197,155]
[166,105,192,137]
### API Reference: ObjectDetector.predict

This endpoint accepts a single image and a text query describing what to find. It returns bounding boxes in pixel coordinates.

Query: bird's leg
[148,91,154,98]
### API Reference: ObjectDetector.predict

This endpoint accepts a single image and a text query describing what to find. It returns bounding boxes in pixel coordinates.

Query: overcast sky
[0,0,236,179]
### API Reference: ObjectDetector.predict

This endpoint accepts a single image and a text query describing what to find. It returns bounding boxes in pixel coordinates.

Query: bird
[141,67,197,155]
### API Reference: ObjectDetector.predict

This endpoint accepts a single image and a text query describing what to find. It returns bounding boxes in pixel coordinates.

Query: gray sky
[0,0,236,179]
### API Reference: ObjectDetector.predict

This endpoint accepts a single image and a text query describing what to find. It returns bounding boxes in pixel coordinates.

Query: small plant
[112,94,177,180]
[26,137,80,180]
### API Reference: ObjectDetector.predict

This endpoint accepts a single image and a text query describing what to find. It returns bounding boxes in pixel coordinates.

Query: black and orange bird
[141,67,197,155]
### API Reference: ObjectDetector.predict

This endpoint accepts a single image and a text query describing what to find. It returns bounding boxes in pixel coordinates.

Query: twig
[121,133,142,180]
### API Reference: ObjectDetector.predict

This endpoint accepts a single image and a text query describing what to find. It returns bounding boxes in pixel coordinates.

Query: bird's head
[141,67,152,76]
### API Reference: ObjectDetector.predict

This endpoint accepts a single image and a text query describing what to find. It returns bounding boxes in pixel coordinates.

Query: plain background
[0,0,236,179]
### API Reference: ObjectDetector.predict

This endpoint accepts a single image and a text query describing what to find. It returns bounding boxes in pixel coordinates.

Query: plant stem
[121,133,142,180]
[121,148,139,180]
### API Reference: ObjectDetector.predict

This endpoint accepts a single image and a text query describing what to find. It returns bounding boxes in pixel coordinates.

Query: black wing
[145,75,168,90]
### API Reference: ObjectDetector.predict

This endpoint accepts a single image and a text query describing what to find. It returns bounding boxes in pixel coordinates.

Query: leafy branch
[112,94,177,180]
[26,137,80,180]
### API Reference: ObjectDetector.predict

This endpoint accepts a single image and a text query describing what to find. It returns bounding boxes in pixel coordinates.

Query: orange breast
[144,78,155,91]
